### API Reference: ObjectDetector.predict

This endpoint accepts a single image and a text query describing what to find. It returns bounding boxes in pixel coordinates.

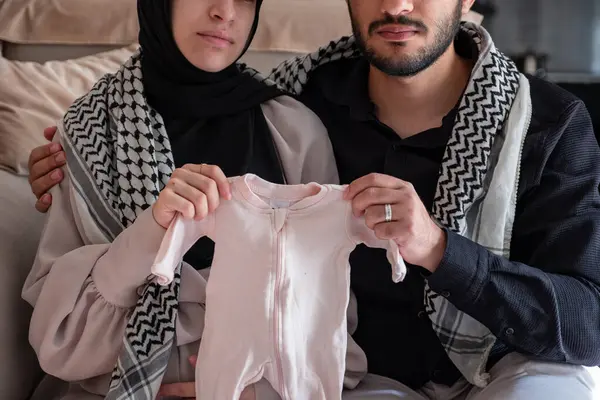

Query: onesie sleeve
[346,205,407,283]
[151,213,215,285]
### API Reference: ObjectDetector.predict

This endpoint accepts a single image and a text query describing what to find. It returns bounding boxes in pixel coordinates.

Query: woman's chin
[186,50,239,73]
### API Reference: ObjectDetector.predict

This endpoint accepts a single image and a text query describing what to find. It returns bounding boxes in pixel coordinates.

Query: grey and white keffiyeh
[61,22,528,399]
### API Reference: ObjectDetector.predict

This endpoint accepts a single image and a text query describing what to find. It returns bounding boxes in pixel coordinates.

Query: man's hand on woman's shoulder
[28,126,66,213]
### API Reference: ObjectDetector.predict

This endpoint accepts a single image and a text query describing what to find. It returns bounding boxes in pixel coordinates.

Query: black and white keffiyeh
[62,52,277,399]
[61,22,527,398]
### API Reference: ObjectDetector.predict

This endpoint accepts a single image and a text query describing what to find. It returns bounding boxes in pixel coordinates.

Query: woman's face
[172,0,257,72]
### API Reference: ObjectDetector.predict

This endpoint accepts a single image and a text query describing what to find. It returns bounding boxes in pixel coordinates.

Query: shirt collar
[320,56,458,148]
[400,107,458,148]
[321,57,374,121]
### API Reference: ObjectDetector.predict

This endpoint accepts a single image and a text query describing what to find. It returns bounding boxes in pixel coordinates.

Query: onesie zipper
[273,209,288,399]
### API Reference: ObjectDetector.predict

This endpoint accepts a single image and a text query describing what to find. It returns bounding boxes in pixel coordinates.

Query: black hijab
[138,0,286,269]
[138,0,281,119]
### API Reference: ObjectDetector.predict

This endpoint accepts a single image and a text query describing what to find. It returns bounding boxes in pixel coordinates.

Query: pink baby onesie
[152,174,407,400]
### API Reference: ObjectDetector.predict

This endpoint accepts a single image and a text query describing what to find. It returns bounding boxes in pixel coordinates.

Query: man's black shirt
[297,56,600,388]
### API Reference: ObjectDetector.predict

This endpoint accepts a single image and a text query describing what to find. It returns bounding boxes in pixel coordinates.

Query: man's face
[348,0,468,77]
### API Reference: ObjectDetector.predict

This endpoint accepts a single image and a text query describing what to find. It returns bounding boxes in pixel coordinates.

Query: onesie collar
[234,174,331,212]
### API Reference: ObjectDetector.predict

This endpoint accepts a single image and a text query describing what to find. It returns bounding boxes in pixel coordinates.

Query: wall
[487,0,600,74]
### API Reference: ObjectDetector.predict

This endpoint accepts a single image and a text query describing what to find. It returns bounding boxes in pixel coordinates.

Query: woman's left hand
[344,173,447,273]
[157,356,256,399]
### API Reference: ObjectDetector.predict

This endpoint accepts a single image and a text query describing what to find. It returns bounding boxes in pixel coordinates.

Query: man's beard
[350,3,463,77]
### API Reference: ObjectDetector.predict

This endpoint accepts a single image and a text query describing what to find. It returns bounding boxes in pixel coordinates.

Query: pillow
[0,0,138,45]
[0,45,137,175]
[253,0,351,53]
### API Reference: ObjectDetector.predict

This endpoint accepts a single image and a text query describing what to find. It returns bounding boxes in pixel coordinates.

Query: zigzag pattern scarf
[61,23,523,399]
[271,23,525,387]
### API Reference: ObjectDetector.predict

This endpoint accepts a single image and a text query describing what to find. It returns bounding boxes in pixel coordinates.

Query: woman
[22,0,340,399]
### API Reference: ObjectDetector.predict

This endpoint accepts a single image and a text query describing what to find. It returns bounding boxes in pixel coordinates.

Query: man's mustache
[368,14,427,36]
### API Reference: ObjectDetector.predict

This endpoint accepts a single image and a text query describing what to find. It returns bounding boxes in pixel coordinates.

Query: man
[27,0,600,398]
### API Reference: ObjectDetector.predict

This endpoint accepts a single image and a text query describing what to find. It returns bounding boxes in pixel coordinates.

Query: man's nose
[381,0,415,16]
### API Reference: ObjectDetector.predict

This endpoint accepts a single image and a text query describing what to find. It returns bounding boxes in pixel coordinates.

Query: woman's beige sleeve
[261,96,340,185]
[21,170,167,381]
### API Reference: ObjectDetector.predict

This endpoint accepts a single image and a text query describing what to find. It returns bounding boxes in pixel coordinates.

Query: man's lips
[375,25,420,41]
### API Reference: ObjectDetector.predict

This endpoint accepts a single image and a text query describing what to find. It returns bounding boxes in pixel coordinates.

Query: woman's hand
[28,126,66,212]
[153,164,232,229]
[158,356,256,399]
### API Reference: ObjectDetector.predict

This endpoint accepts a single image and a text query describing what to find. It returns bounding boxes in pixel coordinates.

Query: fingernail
[41,194,51,205]
[51,170,62,180]
[50,143,61,153]
[55,152,65,163]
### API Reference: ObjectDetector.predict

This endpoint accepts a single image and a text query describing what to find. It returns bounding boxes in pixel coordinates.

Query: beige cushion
[0,45,137,175]
[0,0,353,53]
[253,0,351,53]
[0,0,139,45]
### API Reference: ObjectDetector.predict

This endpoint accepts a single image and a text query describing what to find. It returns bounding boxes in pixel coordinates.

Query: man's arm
[427,100,600,365]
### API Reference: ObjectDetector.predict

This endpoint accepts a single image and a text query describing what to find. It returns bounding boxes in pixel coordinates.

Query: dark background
[473,0,600,142]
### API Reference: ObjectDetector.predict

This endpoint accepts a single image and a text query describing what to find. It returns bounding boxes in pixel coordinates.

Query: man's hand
[28,126,65,213]
[345,173,447,272]
[158,355,256,399]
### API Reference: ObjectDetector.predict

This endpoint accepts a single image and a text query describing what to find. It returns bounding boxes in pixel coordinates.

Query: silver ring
[384,203,393,223]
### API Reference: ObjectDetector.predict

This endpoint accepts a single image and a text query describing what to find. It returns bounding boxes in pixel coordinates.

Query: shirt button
[505,328,515,336]
[418,311,427,319]
[432,370,443,380]
[441,291,450,298]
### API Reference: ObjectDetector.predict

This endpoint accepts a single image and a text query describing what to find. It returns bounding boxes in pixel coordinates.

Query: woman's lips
[197,32,233,48]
